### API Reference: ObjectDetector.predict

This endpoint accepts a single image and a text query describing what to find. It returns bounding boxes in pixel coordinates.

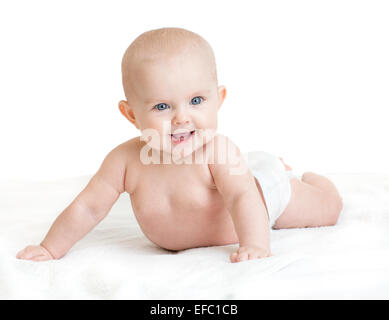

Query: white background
[0,0,388,182]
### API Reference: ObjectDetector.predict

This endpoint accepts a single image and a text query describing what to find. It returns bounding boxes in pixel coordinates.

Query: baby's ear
[217,85,227,110]
[118,100,139,129]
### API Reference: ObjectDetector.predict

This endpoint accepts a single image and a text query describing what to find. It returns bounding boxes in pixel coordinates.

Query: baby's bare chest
[126,164,234,250]
[130,163,222,216]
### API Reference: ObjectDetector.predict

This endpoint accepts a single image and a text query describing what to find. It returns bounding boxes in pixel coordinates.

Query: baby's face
[120,52,226,158]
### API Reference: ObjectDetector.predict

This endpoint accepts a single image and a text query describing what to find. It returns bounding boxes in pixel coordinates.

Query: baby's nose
[173,110,191,126]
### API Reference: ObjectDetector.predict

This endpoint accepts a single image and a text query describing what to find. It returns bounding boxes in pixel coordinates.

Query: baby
[17,27,343,263]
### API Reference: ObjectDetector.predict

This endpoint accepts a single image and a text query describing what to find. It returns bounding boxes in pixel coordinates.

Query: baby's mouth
[170,130,196,144]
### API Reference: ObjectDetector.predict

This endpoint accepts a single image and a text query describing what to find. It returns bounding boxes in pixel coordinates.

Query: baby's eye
[153,103,169,111]
[191,96,203,105]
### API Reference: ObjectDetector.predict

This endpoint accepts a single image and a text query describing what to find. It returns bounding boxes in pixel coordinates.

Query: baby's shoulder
[105,137,139,162]
[206,133,242,164]
[118,136,143,155]
[211,133,239,148]
[206,134,249,180]
[114,137,146,170]
[109,137,143,193]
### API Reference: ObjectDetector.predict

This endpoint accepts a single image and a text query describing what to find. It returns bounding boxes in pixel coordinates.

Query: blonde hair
[121,27,218,100]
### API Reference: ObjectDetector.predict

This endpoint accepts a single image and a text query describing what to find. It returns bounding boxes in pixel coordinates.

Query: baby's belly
[131,200,239,251]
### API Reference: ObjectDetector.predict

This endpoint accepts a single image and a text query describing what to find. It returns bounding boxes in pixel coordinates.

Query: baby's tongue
[172,132,191,143]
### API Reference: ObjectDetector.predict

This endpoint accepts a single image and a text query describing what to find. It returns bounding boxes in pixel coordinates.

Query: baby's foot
[16,245,54,261]
[230,246,270,263]
[279,157,292,171]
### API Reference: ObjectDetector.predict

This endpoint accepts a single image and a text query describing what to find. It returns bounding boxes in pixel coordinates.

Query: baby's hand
[230,246,271,263]
[16,245,54,262]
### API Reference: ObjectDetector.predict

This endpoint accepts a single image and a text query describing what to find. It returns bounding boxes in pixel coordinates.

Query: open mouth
[170,130,196,144]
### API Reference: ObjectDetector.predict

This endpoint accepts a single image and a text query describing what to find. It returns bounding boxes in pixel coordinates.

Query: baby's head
[119,27,226,158]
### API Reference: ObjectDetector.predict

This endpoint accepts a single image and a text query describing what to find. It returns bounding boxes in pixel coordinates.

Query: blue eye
[191,96,203,105]
[154,103,169,111]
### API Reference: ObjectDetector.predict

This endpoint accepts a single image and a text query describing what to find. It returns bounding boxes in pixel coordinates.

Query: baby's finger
[16,249,25,259]
[17,246,39,260]
[230,252,238,263]
[31,254,51,262]
[16,247,32,259]
[247,253,259,260]
[237,252,249,262]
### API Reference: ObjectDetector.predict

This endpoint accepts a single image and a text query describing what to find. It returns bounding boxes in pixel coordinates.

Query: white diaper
[243,151,300,228]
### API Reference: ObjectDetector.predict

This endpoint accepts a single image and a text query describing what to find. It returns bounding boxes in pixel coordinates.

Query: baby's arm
[16,144,128,261]
[209,137,271,263]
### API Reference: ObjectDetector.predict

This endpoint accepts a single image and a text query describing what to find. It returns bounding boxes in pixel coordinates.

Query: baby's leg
[273,172,343,229]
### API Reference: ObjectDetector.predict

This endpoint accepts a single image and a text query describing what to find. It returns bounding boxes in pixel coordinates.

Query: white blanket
[1,174,389,299]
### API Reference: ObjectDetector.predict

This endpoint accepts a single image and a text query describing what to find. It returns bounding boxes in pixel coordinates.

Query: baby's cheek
[204,113,218,131]
[141,118,163,131]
